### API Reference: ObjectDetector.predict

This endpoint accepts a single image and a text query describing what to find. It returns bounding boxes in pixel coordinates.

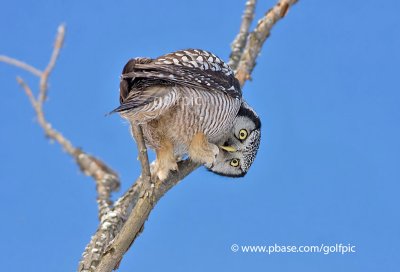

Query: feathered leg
[188,133,219,167]
[153,139,178,181]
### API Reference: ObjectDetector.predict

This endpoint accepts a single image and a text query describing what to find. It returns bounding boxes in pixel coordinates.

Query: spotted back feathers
[114,49,241,113]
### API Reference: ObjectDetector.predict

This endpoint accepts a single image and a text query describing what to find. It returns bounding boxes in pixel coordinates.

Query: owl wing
[111,49,241,114]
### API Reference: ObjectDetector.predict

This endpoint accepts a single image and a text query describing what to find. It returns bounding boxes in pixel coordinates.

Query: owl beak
[219,145,237,153]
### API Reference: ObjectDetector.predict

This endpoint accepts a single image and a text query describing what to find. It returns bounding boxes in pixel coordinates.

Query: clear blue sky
[1,0,399,271]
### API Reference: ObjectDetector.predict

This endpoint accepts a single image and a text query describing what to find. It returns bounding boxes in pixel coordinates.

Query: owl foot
[189,133,219,167]
[153,159,178,181]
[153,140,178,181]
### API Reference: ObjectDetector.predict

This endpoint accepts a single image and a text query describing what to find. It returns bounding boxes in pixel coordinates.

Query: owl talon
[189,133,219,166]
[170,162,178,171]
[152,160,178,181]
[156,168,169,181]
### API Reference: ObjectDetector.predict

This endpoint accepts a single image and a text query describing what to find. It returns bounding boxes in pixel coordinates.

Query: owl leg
[188,133,219,167]
[153,139,178,181]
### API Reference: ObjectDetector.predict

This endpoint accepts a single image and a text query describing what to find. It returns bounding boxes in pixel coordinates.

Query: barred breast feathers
[173,86,241,140]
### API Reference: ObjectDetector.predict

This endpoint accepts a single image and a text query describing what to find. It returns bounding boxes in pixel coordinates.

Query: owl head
[206,101,261,177]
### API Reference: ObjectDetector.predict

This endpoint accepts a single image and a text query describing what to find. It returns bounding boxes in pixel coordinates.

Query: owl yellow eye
[230,158,240,167]
[239,129,248,140]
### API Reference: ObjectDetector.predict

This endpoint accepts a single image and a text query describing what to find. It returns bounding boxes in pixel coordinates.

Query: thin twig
[0,55,43,77]
[16,76,38,108]
[235,0,298,86]
[131,125,151,185]
[39,24,66,104]
[15,76,75,154]
[229,0,257,71]
[3,24,120,219]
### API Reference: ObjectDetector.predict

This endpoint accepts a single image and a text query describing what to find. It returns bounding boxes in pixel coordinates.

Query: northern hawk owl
[112,49,261,180]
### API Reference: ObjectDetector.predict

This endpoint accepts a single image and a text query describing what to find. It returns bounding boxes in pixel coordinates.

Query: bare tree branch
[80,1,299,271]
[16,76,38,108]
[131,125,152,187]
[2,0,299,270]
[229,0,257,71]
[0,55,43,77]
[96,161,199,271]
[39,24,65,104]
[235,0,298,86]
[1,24,120,219]
[79,160,199,272]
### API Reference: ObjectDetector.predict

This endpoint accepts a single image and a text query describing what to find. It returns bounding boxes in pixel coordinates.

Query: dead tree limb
[0,24,120,220]
[229,0,257,71]
[1,0,298,271]
[86,1,298,270]
[235,0,298,86]
[0,55,42,77]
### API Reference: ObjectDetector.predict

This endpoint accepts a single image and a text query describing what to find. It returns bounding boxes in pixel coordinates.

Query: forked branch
[1,0,298,271]
[229,0,257,71]
[1,24,120,220]
[235,0,298,85]
[88,0,298,270]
